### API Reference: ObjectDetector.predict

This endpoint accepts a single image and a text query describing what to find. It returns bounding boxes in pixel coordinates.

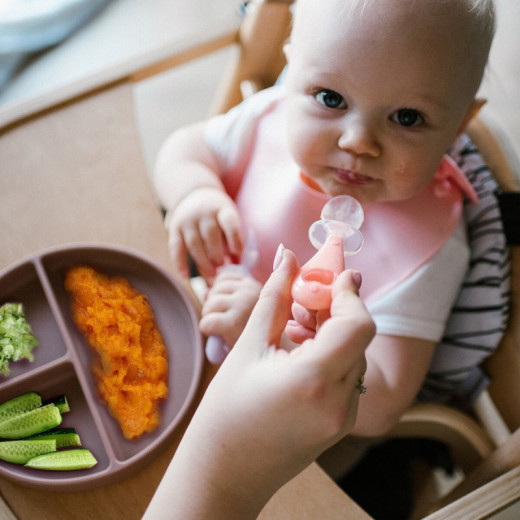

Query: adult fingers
[310,270,375,372]
[330,270,362,313]
[238,247,300,354]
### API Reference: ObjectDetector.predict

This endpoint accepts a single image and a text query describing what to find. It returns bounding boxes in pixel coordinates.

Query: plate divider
[33,255,117,466]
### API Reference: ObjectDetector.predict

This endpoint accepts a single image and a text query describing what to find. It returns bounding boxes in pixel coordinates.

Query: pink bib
[226,98,478,303]
[348,155,477,301]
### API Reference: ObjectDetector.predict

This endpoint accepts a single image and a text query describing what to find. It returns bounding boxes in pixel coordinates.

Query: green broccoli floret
[0,303,38,376]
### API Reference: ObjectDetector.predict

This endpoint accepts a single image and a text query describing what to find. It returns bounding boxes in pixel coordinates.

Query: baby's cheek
[286,118,320,163]
[391,162,435,199]
[394,161,408,177]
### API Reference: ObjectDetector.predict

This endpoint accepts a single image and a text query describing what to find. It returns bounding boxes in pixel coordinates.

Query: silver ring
[356,375,367,395]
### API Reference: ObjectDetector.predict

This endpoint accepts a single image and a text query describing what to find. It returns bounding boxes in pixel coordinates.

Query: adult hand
[144,246,375,520]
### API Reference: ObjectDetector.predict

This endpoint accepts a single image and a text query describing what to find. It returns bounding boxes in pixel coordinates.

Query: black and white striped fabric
[419,134,511,405]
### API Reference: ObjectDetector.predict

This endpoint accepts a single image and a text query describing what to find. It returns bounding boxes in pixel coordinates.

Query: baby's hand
[199,266,262,349]
[165,187,243,280]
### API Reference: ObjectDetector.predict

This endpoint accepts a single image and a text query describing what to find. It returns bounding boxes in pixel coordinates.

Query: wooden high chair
[142,1,520,517]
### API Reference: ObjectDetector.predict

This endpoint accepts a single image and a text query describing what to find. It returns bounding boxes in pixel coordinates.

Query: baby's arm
[352,334,435,437]
[155,121,243,280]
[318,334,435,480]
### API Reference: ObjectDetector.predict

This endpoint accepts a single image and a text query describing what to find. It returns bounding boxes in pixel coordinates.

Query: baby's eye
[315,90,346,109]
[391,108,424,127]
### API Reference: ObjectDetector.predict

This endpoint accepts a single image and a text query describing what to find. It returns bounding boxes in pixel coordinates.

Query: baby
[155,0,508,471]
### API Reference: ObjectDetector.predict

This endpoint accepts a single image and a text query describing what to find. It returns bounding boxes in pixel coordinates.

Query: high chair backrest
[210,0,293,115]
[465,117,520,430]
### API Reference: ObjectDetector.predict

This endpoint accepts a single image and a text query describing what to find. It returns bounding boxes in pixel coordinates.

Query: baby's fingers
[292,302,317,330]
[180,223,218,280]
[217,205,244,257]
[198,215,228,266]
[165,209,216,280]
[285,320,316,344]
[168,230,190,278]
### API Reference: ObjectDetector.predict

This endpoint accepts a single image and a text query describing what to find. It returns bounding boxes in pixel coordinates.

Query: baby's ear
[457,98,486,135]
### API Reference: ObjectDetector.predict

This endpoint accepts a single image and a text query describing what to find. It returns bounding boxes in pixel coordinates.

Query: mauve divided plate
[0,244,204,490]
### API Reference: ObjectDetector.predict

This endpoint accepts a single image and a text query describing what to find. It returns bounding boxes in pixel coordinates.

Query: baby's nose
[337,116,381,157]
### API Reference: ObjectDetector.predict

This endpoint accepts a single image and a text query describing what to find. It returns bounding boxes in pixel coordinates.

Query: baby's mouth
[333,169,375,186]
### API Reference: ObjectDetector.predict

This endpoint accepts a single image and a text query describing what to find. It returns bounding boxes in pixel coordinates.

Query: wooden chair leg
[429,427,520,513]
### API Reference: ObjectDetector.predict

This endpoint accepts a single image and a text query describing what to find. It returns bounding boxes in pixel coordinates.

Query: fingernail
[351,270,362,290]
[272,243,285,271]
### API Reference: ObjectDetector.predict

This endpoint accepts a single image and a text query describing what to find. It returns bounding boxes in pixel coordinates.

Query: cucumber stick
[44,395,70,414]
[0,404,61,439]
[30,428,81,448]
[0,392,42,422]
[25,449,97,471]
[0,439,56,464]
[0,392,96,472]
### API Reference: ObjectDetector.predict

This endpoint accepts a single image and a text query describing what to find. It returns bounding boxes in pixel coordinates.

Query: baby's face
[285,0,482,204]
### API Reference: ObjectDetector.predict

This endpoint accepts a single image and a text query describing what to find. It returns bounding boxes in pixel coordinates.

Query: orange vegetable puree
[65,266,169,440]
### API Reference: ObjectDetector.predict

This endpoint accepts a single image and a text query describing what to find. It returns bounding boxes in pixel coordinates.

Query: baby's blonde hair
[466,0,496,49]
[292,0,496,95]
[339,0,495,43]
[294,0,495,41]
